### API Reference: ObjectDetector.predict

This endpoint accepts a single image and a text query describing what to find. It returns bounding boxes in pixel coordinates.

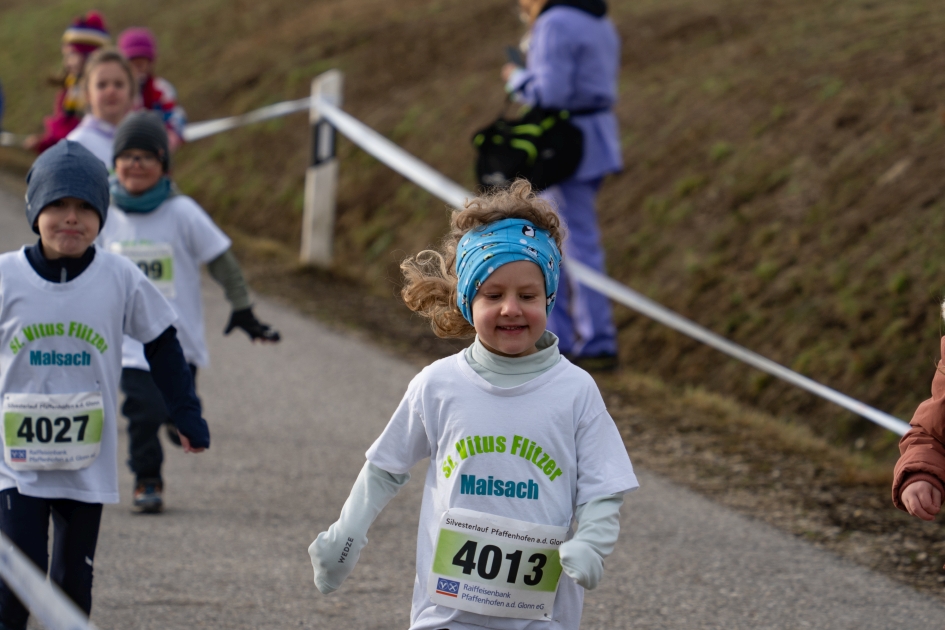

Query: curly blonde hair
[401,180,565,338]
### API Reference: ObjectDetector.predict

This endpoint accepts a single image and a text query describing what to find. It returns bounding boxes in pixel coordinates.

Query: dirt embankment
[4,0,945,455]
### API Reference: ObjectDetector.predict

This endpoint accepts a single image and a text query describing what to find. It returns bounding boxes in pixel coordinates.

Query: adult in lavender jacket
[503,0,622,367]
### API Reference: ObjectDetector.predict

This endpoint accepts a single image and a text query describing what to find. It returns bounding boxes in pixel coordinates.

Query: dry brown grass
[3,0,945,484]
[7,0,945,599]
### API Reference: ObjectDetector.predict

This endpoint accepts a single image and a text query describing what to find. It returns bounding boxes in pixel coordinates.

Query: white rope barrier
[1,90,912,435]
[0,132,26,148]
[182,96,313,142]
[2,97,314,148]
[314,96,911,436]
[3,97,311,147]
[563,259,911,435]
[314,99,472,208]
[0,532,98,630]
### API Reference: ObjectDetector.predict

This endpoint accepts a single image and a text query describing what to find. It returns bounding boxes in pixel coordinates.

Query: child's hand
[902,480,942,521]
[178,431,206,454]
[309,463,408,594]
[309,525,361,594]
[560,539,604,590]
[22,134,40,151]
[501,63,519,82]
[225,308,281,343]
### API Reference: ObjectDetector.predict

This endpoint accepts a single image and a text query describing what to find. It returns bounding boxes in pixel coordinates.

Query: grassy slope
[3,0,945,455]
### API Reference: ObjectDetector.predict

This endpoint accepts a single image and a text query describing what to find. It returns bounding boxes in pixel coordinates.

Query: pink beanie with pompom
[118,27,157,61]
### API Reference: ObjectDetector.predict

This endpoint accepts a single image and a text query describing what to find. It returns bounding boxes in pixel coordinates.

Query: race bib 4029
[428,508,568,621]
[110,242,176,299]
[2,392,104,471]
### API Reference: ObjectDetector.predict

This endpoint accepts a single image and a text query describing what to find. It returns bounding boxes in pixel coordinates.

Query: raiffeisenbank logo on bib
[8,321,109,360]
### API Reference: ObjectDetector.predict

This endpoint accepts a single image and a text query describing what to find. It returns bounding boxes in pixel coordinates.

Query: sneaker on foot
[133,478,164,513]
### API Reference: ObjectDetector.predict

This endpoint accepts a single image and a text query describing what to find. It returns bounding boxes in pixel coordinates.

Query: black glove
[224,308,281,342]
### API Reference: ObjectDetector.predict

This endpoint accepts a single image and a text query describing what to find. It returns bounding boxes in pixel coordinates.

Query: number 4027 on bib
[2,392,104,471]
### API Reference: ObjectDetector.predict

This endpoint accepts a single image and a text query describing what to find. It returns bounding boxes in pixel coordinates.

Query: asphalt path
[1,181,944,629]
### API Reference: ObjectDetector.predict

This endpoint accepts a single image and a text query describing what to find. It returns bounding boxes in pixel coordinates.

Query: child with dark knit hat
[97,112,279,512]
[23,11,110,154]
[0,140,208,628]
[118,27,187,151]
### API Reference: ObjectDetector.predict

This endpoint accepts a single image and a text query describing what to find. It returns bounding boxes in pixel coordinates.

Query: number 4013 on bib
[428,508,568,621]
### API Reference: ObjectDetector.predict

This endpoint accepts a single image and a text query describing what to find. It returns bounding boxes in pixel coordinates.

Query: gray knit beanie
[25,140,109,234]
[113,111,170,172]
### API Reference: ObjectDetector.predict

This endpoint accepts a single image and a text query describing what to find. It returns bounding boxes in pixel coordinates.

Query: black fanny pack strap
[566,106,610,117]
[524,104,609,119]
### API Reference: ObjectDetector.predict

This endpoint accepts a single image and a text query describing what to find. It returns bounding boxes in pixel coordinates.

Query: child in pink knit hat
[24,11,110,153]
[118,27,187,151]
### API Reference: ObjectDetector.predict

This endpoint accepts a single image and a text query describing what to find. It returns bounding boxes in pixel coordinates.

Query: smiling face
[36,197,101,259]
[86,61,133,125]
[471,260,547,357]
[115,149,164,194]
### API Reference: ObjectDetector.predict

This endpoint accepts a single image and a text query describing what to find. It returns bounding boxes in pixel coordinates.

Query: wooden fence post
[300,70,343,266]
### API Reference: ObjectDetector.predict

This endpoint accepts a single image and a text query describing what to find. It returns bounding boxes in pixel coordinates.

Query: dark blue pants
[121,365,197,483]
[541,178,618,357]
[0,489,102,630]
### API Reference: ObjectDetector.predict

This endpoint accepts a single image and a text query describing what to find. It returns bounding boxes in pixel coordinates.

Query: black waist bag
[473,107,584,191]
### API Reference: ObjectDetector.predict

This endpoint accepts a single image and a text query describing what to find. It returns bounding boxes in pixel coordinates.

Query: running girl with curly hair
[308,180,638,630]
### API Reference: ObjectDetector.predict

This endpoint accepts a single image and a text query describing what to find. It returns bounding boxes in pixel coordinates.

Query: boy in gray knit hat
[99,112,279,513]
[112,110,170,172]
[1,139,208,628]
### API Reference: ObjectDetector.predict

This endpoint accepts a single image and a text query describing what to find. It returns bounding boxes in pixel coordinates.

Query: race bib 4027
[2,392,104,471]
[428,508,568,621]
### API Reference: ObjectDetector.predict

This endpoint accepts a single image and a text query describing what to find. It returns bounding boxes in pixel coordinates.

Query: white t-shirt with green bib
[0,247,177,503]
[97,195,232,370]
[366,353,638,630]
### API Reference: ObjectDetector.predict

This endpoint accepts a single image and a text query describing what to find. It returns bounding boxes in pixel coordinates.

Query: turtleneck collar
[464,331,561,387]
[82,114,118,139]
[24,240,96,283]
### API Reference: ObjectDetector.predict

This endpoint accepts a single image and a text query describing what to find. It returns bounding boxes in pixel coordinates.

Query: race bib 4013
[428,508,568,621]
[2,392,104,471]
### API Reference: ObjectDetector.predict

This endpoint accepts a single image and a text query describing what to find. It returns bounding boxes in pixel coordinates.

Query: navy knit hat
[113,111,169,172]
[25,140,109,234]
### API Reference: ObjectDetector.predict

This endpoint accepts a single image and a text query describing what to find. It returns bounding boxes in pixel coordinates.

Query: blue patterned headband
[455,218,562,325]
